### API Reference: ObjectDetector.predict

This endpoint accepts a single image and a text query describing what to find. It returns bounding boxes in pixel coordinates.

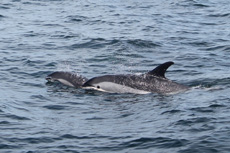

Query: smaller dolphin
[46,71,88,88]
[82,61,189,94]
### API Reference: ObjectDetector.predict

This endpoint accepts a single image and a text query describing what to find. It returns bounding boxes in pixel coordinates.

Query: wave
[4,114,30,121]
[208,13,230,18]
[176,0,211,8]
[43,104,69,110]
[188,77,230,88]
[117,137,188,150]
[66,15,88,23]
[69,38,160,49]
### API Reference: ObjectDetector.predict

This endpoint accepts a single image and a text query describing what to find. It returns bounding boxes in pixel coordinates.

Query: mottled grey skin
[46,62,189,94]
[82,61,189,94]
[46,71,88,88]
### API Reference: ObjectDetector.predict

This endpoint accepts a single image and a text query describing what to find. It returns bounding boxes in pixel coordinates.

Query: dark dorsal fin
[147,61,174,78]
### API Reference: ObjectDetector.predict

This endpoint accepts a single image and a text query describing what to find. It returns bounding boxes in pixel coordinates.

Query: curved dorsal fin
[147,61,174,78]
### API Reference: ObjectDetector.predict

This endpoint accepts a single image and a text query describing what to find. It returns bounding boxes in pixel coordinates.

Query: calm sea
[1,0,230,152]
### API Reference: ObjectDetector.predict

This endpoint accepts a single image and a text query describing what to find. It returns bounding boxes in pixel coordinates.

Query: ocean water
[1,0,230,152]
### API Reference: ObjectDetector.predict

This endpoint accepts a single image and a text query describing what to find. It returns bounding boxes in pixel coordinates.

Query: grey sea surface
[1,0,230,152]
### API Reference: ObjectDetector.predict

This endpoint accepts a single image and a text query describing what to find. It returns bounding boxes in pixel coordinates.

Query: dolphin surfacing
[82,61,189,94]
[46,71,88,88]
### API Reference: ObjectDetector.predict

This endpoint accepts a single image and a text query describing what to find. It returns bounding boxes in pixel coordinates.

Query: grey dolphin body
[82,61,189,94]
[46,71,88,88]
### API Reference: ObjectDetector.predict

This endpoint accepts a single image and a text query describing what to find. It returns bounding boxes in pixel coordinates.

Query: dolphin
[82,61,189,94]
[46,71,88,88]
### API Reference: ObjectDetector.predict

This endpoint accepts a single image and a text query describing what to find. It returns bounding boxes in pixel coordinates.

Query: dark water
[1,0,230,152]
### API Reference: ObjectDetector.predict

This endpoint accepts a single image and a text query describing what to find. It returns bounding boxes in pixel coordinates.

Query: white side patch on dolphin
[83,82,151,94]
[56,79,75,87]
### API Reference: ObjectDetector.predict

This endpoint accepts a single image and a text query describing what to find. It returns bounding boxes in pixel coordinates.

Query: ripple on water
[175,117,214,126]
[66,15,88,23]
[0,144,20,150]
[0,14,6,18]
[126,39,161,48]
[69,38,160,50]
[5,136,55,144]
[0,4,10,10]
[189,107,214,113]
[4,114,30,121]
[116,137,189,150]
[178,135,230,153]
[69,38,111,49]
[208,13,230,18]
[0,121,11,125]
[43,105,69,110]
[161,109,184,115]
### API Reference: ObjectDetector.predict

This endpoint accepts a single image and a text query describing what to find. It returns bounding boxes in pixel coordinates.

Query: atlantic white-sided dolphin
[82,61,189,94]
[46,71,88,88]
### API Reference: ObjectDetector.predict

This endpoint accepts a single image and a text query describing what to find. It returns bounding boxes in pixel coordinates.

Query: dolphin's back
[82,61,189,94]
[84,74,188,94]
